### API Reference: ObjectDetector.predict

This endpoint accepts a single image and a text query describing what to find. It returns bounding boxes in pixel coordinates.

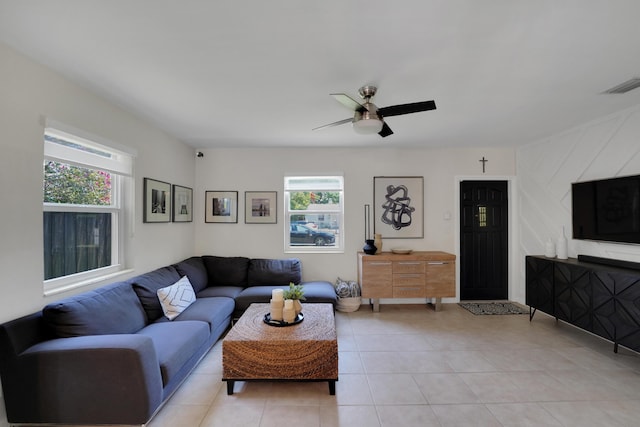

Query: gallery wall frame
[245,191,277,224]
[143,177,171,223]
[172,185,193,222]
[373,176,424,238]
[205,191,238,223]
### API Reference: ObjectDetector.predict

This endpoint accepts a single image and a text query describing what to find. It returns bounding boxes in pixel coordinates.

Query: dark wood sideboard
[526,255,640,353]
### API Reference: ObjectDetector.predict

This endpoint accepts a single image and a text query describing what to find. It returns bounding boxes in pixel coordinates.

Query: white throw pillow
[157,276,196,320]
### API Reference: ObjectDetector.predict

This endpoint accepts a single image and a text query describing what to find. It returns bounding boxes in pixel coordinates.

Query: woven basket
[336,297,361,312]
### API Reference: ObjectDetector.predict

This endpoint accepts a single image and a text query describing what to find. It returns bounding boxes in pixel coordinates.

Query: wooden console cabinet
[357,251,456,311]
[526,255,640,353]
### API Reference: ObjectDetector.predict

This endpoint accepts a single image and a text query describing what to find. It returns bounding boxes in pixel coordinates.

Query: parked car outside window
[290,224,335,246]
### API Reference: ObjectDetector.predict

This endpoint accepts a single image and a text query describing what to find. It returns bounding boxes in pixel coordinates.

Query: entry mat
[458,302,528,315]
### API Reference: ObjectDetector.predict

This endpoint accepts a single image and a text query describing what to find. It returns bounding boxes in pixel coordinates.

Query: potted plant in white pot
[283,282,305,315]
[334,278,361,312]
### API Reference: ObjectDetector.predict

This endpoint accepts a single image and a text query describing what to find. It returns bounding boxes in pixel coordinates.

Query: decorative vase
[556,227,568,260]
[363,239,377,255]
[374,233,383,254]
[544,238,556,258]
[293,299,302,316]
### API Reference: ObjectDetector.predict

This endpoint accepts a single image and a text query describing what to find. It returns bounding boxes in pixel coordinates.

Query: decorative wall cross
[479,156,488,173]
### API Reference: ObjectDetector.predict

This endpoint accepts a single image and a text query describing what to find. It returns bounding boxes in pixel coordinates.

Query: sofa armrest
[8,334,163,425]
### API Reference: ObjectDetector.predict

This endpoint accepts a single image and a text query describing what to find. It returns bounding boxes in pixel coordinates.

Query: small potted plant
[283,282,305,315]
[334,278,361,312]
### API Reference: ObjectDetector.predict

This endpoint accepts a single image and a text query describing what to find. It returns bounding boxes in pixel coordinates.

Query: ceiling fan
[313,85,436,138]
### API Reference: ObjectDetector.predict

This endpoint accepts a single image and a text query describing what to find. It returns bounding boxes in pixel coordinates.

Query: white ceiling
[2,0,640,149]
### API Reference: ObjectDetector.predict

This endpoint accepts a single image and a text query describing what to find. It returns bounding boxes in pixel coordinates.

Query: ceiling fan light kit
[315,85,436,138]
[353,110,384,134]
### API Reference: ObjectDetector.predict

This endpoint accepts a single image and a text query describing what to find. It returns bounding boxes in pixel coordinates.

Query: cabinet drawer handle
[428,262,447,265]
[368,262,392,265]
[398,262,422,265]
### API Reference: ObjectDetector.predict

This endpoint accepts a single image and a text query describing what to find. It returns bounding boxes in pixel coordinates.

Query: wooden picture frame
[205,191,238,223]
[172,185,193,222]
[143,178,171,223]
[245,191,277,224]
[373,176,424,238]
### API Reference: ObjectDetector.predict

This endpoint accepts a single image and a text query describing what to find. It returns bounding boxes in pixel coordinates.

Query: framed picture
[205,191,238,223]
[245,191,277,224]
[172,185,193,222]
[373,176,424,238]
[143,178,171,223]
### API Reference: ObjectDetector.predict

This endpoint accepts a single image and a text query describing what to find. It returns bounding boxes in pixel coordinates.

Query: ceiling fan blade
[330,93,367,112]
[378,100,436,117]
[378,122,394,137]
[312,117,353,131]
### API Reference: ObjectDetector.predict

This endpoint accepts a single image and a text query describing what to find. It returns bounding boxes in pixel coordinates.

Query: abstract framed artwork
[143,178,171,223]
[172,185,193,222]
[373,176,424,238]
[245,191,277,224]
[205,191,238,223]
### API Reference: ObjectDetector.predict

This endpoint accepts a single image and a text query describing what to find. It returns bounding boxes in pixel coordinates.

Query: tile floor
[148,304,640,427]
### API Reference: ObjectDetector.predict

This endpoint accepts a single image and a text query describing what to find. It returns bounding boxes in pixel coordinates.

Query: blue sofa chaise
[0,256,336,425]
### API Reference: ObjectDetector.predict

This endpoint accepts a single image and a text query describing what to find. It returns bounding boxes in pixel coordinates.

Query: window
[43,123,134,294]
[284,176,344,252]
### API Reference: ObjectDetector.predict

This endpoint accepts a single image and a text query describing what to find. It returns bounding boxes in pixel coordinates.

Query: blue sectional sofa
[0,256,336,426]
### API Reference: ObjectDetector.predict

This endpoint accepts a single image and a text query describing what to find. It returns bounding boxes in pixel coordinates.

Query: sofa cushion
[197,286,244,299]
[154,297,235,333]
[173,257,208,293]
[247,258,301,286]
[234,281,337,314]
[136,321,209,387]
[202,256,249,287]
[43,282,147,338]
[157,277,196,320]
[131,266,182,322]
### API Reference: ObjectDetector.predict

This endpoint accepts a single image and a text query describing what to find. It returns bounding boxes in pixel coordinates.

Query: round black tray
[263,312,304,327]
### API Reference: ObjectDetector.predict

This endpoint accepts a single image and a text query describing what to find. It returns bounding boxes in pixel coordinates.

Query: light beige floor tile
[412,373,480,404]
[367,373,427,405]
[458,372,524,403]
[147,403,209,427]
[355,333,432,352]
[431,403,502,426]
[338,350,365,373]
[260,405,320,427]
[540,401,625,427]
[486,402,562,426]
[337,333,358,351]
[361,351,452,373]
[326,374,374,406]
[212,381,272,406]
[319,405,381,427]
[265,381,333,406]
[168,373,222,406]
[444,350,498,372]
[376,404,441,427]
[199,403,264,427]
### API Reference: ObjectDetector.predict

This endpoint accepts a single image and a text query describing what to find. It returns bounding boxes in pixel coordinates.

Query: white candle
[272,289,284,301]
[284,299,293,309]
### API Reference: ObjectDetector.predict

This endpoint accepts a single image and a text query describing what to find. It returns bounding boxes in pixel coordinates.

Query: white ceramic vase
[556,227,568,260]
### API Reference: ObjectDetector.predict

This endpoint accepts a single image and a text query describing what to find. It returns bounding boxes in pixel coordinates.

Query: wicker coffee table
[222,303,338,395]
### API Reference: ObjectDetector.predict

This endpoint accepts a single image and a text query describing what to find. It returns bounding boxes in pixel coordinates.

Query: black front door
[460,180,508,300]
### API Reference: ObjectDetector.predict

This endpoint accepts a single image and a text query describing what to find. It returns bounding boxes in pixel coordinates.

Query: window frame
[284,175,344,253]
[43,122,134,295]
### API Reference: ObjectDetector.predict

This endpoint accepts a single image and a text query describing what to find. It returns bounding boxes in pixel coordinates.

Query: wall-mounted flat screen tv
[572,174,640,244]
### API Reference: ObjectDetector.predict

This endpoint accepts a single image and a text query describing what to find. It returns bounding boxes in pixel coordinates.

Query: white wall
[0,41,196,323]
[194,146,516,285]
[516,103,640,300]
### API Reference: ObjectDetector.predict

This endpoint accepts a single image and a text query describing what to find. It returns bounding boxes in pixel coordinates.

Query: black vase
[363,239,377,255]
